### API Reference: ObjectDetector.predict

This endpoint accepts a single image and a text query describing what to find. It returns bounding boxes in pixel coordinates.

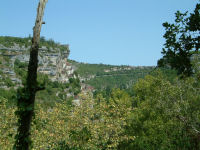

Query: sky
[0,0,198,66]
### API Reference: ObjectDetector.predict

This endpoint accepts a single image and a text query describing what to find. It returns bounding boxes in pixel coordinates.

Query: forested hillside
[69,59,155,89]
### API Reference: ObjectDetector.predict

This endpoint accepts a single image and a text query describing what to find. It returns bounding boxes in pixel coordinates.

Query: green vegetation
[0,59,81,108]
[1,70,199,149]
[0,1,199,149]
[86,68,151,90]
[158,3,200,77]
[122,71,200,150]
[0,36,69,53]
[69,59,155,90]
[68,76,81,96]
[0,36,29,47]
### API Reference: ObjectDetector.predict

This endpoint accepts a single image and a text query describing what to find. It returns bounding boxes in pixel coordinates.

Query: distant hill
[69,59,156,90]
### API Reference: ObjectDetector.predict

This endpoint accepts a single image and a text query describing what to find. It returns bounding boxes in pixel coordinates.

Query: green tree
[123,72,200,150]
[158,3,200,77]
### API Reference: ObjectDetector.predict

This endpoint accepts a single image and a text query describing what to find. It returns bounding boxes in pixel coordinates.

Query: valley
[0,36,156,107]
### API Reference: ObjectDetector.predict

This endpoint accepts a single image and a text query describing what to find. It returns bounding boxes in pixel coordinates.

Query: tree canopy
[158,3,200,77]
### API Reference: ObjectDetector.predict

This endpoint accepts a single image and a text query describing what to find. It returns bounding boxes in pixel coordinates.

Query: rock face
[37,47,75,82]
[0,42,75,88]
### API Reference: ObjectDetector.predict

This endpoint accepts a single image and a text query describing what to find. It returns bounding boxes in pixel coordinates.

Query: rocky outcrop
[0,42,74,86]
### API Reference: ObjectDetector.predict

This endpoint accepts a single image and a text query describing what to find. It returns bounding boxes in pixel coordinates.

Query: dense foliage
[125,72,200,149]
[1,69,199,149]
[158,3,200,77]
[69,60,154,90]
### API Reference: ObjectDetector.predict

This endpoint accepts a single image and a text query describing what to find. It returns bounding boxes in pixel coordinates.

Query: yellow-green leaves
[0,97,16,149]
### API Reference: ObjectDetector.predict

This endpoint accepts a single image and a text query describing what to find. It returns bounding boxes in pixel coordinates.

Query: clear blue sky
[0,0,197,66]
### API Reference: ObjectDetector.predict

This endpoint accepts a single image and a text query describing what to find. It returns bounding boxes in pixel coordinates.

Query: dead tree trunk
[14,0,48,149]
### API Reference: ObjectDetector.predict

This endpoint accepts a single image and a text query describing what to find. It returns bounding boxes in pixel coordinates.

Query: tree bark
[14,1,48,149]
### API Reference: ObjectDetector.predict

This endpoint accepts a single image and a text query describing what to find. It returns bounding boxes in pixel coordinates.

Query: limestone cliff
[0,38,75,88]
